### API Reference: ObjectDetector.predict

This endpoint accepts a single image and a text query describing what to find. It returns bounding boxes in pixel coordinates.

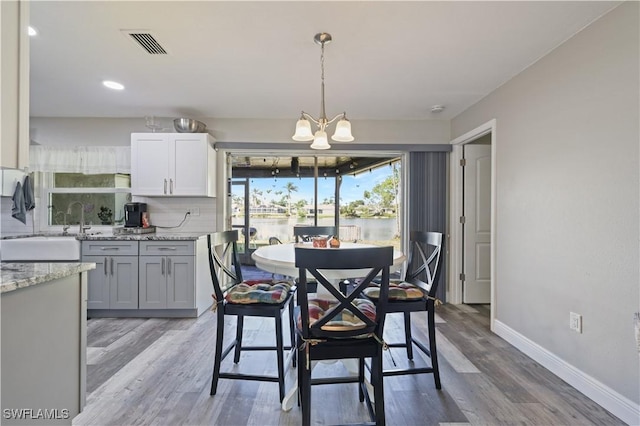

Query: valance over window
[29,146,131,174]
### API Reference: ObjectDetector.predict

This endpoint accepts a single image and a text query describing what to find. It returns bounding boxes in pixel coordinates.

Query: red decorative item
[312,237,327,248]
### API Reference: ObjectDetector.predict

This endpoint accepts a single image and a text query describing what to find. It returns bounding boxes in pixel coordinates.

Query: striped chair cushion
[363,280,423,301]
[297,298,377,331]
[225,280,292,304]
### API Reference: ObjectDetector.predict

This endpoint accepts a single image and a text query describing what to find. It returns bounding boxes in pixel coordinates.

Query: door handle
[167,258,171,275]
[161,257,165,275]
[170,179,174,194]
[110,257,114,275]
[164,179,167,194]
[104,257,108,275]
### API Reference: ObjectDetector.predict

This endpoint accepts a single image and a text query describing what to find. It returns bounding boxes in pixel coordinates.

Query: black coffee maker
[124,202,147,227]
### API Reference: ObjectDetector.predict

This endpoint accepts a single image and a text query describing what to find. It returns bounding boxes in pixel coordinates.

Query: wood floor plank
[74,303,625,426]
[86,318,187,393]
[86,317,148,347]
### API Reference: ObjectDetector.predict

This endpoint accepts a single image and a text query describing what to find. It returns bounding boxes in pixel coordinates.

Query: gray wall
[452,1,639,410]
[29,117,450,146]
[24,117,450,237]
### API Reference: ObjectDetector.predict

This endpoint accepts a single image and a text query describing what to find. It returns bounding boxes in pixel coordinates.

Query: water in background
[240,217,398,244]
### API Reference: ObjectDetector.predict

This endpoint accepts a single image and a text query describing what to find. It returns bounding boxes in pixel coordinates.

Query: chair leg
[275,312,286,402]
[428,307,441,389]
[403,311,414,360]
[288,297,297,368]
[358,358,365,402]
[297,335,303,408]
[233,315,244,363]
[299,343,311,426]
[211,309,225,395]
[372,350,386,426]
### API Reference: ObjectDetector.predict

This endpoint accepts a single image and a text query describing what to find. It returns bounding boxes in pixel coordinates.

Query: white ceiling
[29,1,619,121]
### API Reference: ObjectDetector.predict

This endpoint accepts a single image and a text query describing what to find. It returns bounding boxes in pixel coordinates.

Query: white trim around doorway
[448,119,497,331]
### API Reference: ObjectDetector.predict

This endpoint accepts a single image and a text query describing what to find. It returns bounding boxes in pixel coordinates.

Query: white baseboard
[493,320,640,426]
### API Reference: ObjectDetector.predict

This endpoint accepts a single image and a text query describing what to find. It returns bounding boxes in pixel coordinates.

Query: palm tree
[284,182,298,216]
[251,188,263,207]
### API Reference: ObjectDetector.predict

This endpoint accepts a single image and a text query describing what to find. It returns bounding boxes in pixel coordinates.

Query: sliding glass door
[229,154,402,263]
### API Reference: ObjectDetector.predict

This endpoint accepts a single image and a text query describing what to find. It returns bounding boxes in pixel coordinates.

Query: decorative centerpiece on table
[98,206,113,225]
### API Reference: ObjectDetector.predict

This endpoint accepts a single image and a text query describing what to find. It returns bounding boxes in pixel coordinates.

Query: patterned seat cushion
[363,280,423,301]
[297,298,377,331]
[225,279,292,304]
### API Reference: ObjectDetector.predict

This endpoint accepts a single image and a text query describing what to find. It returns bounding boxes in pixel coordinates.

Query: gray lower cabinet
[139,241,195,309]
[82,241,139,309]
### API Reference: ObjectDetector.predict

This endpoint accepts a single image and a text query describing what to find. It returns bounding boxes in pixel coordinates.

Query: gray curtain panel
[408,152,448,303]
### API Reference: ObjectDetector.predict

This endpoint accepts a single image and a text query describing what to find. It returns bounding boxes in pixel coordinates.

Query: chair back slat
[207,231,243,299]
[404,231,444,298]
[269,237,283,245]
[295,246,393,339]
[293,225,338,242]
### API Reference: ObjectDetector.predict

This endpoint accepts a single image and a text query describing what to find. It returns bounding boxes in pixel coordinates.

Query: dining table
[252,241,406,283]
[251,241,406,411]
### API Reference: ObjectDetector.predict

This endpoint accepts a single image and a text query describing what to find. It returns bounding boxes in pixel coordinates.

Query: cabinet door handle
[167,258,172,275]
[100,247,118,251]
[104,257,108,275]
[161,257,165,275]
[170,179,174,194]
[164,179,167,194]
[110,257,114,275]
[158,247,177,251]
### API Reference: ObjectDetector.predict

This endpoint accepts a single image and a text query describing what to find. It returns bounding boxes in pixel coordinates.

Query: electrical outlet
[569,312,582,333]
[187,207,200,217]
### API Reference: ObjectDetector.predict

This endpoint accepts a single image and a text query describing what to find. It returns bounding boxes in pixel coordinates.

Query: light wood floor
[75,303,623,425]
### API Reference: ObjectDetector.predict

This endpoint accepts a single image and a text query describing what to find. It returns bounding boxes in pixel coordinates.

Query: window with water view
[230,155,401,259]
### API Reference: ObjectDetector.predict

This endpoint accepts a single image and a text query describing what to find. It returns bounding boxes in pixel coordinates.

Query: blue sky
[238,166,394,204]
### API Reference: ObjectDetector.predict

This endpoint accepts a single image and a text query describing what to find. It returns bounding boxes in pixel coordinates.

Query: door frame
[230,178,254,264]
[449,119,497,330]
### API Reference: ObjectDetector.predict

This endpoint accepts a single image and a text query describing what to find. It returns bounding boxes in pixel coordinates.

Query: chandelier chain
[320,41,325,86]
[319,40,327,122]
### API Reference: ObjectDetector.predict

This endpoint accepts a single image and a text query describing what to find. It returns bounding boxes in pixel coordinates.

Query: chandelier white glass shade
[292,32,354,150]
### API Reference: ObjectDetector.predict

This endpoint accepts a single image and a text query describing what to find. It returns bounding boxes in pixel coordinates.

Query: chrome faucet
[67,202,91,235]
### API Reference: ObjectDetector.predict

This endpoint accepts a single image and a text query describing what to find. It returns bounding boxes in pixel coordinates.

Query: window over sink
[41,172,131,229]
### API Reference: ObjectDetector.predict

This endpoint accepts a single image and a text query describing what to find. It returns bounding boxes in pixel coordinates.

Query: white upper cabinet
[1,0,30,169]
[131,133,216,197]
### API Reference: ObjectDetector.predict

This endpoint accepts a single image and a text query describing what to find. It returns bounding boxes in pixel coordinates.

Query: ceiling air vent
[122,30,167,55]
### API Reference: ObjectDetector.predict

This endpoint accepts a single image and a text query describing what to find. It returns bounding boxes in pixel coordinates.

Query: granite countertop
[1,232,80,240]
[76,232,207,241]
[0,262,96,294]
[2,232,208,241]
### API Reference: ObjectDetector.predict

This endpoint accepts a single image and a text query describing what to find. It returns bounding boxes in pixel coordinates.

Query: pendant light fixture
[292,32,354,150]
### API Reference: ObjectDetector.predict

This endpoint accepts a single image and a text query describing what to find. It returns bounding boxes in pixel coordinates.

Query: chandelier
[292,32,354,150]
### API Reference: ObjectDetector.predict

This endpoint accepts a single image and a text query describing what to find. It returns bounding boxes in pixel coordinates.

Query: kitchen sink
[0,236,81,261]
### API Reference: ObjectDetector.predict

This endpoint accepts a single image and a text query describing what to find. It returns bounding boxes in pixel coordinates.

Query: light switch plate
[569,312,582,333]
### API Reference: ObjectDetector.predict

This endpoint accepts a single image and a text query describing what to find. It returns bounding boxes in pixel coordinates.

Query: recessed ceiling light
[431,105,445,113]
[28,26,38,36]
[103,80,125,90]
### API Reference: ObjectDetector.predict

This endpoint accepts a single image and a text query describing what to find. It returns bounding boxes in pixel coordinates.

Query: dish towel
[23,175,35,211]
[11,181,27,224]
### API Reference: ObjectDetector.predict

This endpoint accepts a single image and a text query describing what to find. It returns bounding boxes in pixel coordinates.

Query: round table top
[251,242,405,279]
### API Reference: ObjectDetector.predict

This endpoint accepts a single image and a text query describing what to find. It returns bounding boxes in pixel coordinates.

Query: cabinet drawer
[82,240,139,256]
[140,241,195,256]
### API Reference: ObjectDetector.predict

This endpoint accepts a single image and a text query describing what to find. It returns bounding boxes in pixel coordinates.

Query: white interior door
[463,144,491,304]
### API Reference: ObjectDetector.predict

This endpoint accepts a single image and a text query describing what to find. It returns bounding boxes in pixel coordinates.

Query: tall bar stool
[207,230,296,402]
[363,230,444,388]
